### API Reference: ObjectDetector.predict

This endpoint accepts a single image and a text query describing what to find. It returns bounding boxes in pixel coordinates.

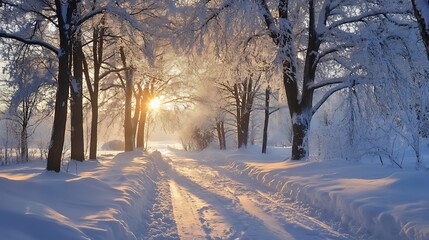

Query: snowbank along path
[147,147,357,240]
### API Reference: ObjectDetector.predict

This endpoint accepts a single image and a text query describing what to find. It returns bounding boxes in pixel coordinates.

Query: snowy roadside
[0,150,162,240]
[177,146,429,240]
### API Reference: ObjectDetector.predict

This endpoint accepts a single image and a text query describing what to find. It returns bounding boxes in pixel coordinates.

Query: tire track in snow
[161,153,293,239]
[169,180,206,239]
[155,149,355,239]
[143,169,179,240]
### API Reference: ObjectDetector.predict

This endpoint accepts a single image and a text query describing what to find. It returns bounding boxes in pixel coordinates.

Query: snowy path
[146,148,356,240]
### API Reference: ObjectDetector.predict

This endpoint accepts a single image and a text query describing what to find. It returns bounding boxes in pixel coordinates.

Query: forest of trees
[1,0,429,172]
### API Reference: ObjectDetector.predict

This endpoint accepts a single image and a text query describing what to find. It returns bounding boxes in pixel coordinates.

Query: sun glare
[149,97,161,110]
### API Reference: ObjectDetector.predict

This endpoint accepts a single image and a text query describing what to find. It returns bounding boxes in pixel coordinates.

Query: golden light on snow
[149,97,161,110]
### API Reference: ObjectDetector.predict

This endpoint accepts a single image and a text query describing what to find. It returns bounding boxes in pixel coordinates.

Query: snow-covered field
[0,144,428,240]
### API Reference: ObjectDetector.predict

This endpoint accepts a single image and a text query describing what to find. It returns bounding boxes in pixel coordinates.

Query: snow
[209,146,429,240]
[0,144,428,239]
[0,150,161,240]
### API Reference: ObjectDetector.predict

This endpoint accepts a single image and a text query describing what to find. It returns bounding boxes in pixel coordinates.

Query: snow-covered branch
[255,0,279,42]
[76,6,108,27]
[311,83,349,116]
[0,31,59,55]
[316,43,355,64]
[199,0,234,30]
[307,76,366,91]
[323,8,411,35]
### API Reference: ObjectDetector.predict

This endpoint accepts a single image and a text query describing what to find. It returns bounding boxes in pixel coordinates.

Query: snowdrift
[0,150,162,240]
[220,148,429,240]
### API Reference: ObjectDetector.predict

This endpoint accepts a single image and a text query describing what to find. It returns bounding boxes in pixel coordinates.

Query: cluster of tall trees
[177,0,429,166]
[1,0,429,170]
[0,0,175,171]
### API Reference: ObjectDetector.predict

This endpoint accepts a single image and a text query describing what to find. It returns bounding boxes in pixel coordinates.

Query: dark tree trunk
[47,0,74,172]
[291,114,310,160]
[262,87,270,154]
[70,30,85,161]
[83,23,105,160]
[233,83,243,148]
[21,120,28,162]
[411,0,429,60]
[120,47,134,151]
[232,77,255,149]
[89,99,98,159]
[289,1,318,160]
[47,51,70,171]
[216,121,226,150]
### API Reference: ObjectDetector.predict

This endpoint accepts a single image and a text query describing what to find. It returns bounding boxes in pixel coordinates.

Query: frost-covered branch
[316,43,355,64]
[0,31,59,54]
[254,0,279,42]
[324,8,410,35]
[311,83,349,115]
[199,0,234,30]
[307,76,366,91]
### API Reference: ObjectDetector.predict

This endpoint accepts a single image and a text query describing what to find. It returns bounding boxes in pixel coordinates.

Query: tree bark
[20,120,28,162]
[132,88,142,141]
[120,46,134,151]
[136,87,149,148]
[70,29,85,161]
[411,0,429,60]
[89,98,98,159]
[47,0,73,172]
[216,121,226,150]
[291,113,310,160]
[262,87,270,154]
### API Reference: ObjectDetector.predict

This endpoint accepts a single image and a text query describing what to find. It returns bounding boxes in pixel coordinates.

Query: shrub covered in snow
[101,140,125,151]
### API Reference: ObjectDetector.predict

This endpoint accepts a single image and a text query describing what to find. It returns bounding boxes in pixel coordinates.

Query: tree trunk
[411,0,429,60]
[136,91,148,148]
[132,89,142,141]
[47,50,70,172]
[84,23,105,160]
[262,87,270,154]
[70,31,85,161]
[216,121,226,150]
[20,122,28,162]
[291,113,311,160]
[120,47,134,151]
[47,0,73,172]
[89,98,98,159]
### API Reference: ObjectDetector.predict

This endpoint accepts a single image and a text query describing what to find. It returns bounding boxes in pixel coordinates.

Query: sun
[149,97,161,110]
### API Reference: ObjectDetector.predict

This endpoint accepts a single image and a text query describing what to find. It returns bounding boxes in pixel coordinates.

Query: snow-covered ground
[182,146,429,240]
[0,150,162,240]
[0,143,428,239]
